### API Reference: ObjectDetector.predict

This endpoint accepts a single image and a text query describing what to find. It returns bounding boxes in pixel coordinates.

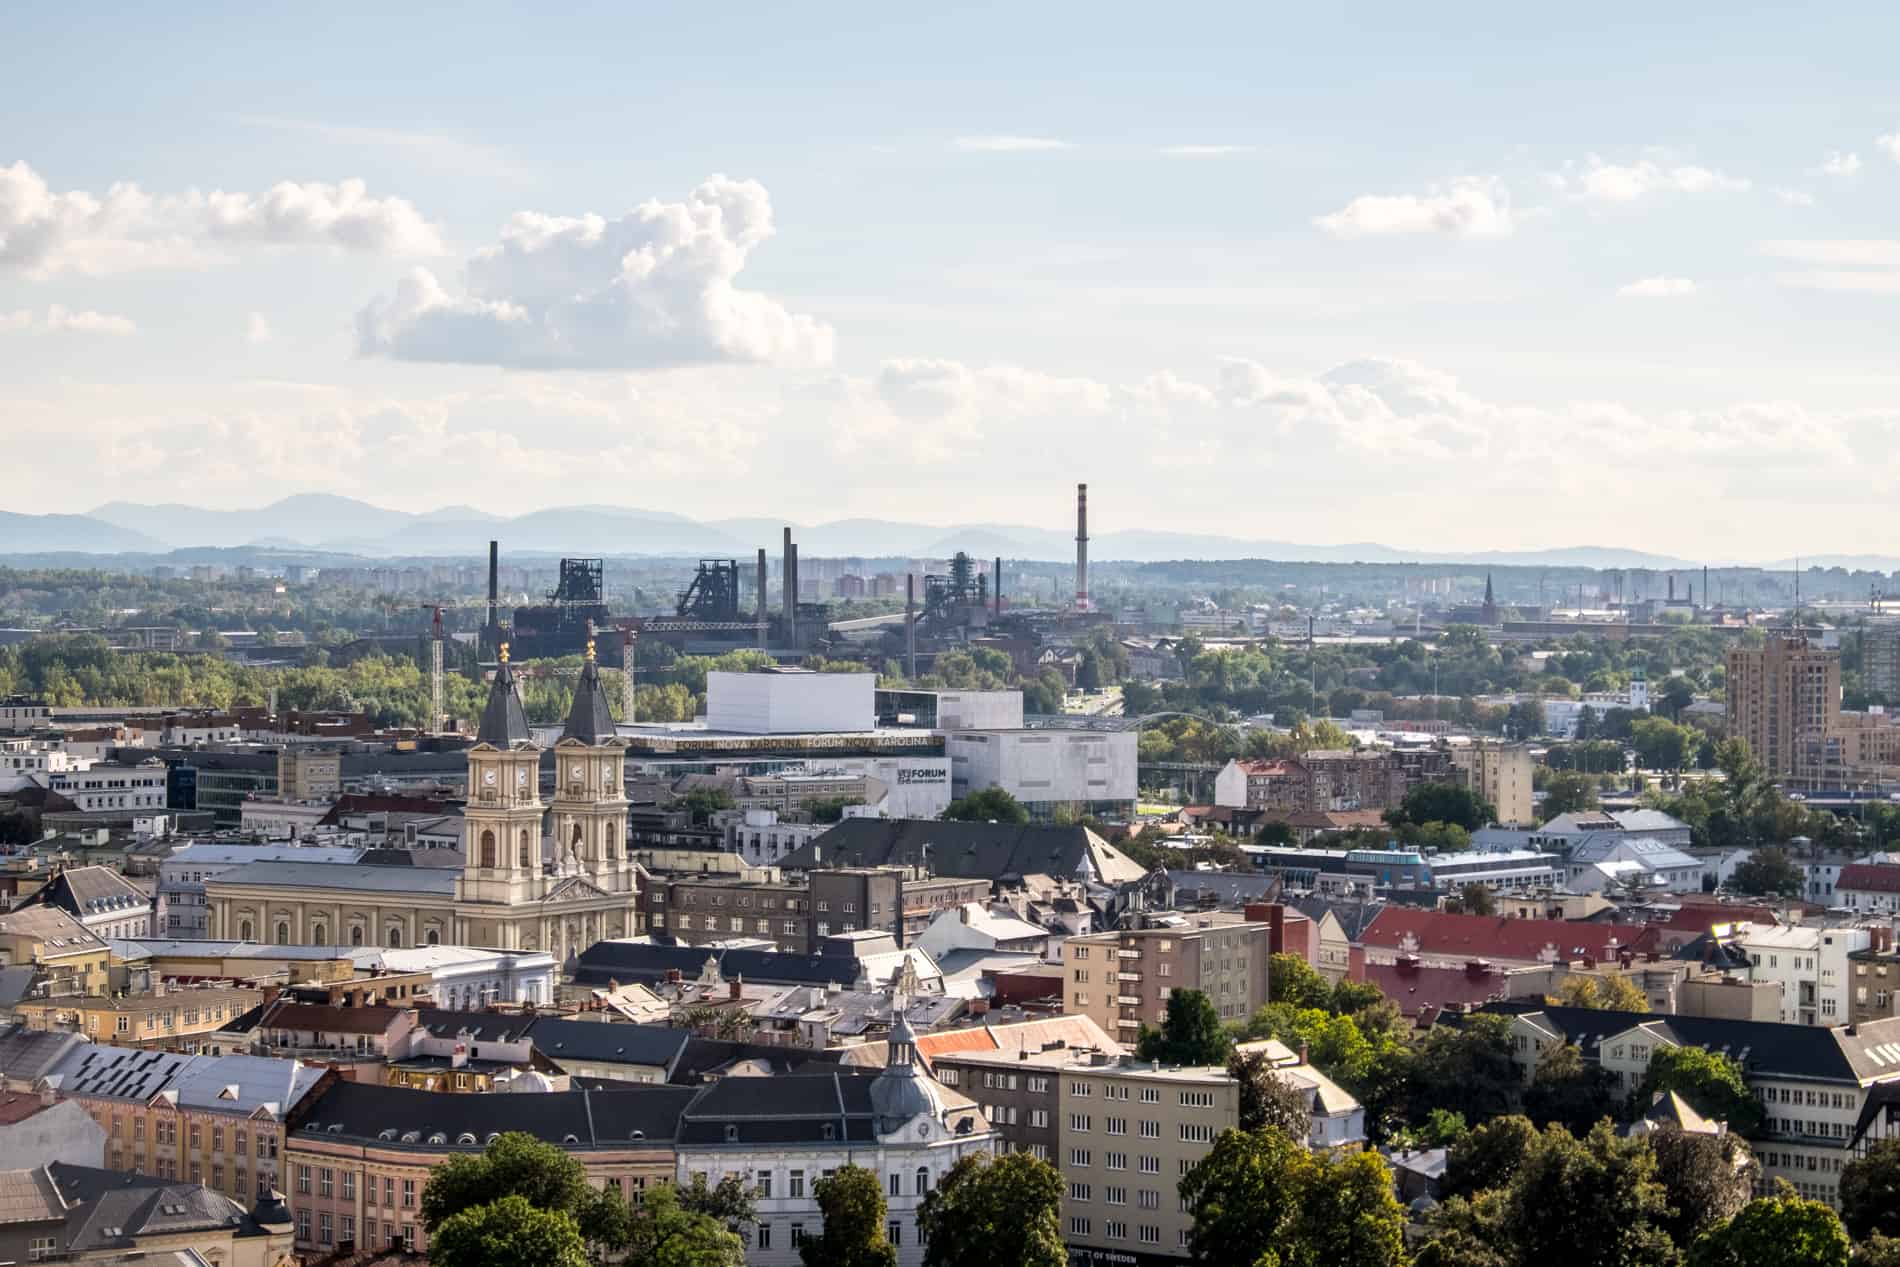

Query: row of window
[1067,1115,1162,1138]
[1066,1217,1170,1246]
[1067,1150,1186,1175]
[297,1168,418,1209]
[1065,1183,1166,1209]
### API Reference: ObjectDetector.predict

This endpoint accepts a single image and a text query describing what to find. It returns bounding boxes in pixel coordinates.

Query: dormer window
[725,1125,739,1142]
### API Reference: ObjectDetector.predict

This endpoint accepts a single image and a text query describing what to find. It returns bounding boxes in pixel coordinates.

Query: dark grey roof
[573,942,867,990]
[291,1080,692,1149]
[49,1163,265,1250]
[19,866,149,921]
[780,819,1093,881]
[413,1009,537,1044]
[562,658,618,745]
[0,1027,84,1083]
[1484,1003,1858,1083]
[678,1071,876,1145]
[0,967,41,1010]
[1292,896,1386,942]
[478,658,533,749]
[528,1019,693,1072]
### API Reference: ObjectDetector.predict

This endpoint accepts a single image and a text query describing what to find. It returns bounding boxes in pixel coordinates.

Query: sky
[5,2,1900,559]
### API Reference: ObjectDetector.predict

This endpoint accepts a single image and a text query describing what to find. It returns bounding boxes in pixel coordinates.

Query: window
[1107,1117,1127,1136]
[1138,1189,1159,1210]
[1179,1090,1214,1108]
[789,1170,805,1198]
[1070,1182,1092,1201]
[1071,1114,1091,1132]
[1072,1082,1093,1097]
[28,1238,55,1262]
[889,1172,902,1197]
[383,1177,395,1208]
[319,1168,334,1198]
[1139,1156,1159,1175]
[1106,1186,1127,1206]
[757,1170,773,1199]
[342,1215,354,1246]
[1105,1220,1129,1240]
[1031,1108,1049,1128]
[1180,1123,1214,1143]
[1070,1149,1091,1167]
[1106,1152,1127,1171]
[297,1166,312,1195]
[1139,1087,1159,1104]
[792,1224,807,1247]
[343,1171,356,1201]
[320,1212,334,1245]
[402,1179,416,1208]
[889,1222,902,1247]
[297,1211,311,1243]
[1139,1224,1161,1245]
[1028,1077,1049,1093]
[1071,1217,1092,1236]
[1140,1119,1159,1138]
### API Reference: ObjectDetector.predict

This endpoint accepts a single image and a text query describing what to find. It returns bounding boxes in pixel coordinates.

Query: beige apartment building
[1727,637,1840,780]
[15,982,264,1051]
[1063,919,1272,1042]
[1056,1055,1239,1263]
[1452,742,1534,827]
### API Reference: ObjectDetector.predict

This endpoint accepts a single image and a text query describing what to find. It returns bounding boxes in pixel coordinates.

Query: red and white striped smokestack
[1075,482,1089,612]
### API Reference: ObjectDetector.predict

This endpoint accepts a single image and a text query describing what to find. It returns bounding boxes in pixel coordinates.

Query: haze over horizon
[7,4,1900,558]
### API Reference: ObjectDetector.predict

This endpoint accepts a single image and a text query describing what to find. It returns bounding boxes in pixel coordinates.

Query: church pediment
[542,876,610,901]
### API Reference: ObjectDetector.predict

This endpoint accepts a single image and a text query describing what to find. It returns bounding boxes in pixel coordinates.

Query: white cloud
[0,159,442,279]
[1618,277,1697,298]
[1159,145,1254,156]
[1558,155,1750,203]
[0,304,136,334]
[245,312,272,344]
[1877,133,1900,163]
[952,136,1072,152]
[1822,150,1862,176]
[1314,179,1514,239]
[356,175,833,371]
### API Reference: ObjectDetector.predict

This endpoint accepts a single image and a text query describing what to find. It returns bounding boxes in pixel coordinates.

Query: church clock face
[483,770,497,786]
[571,764,584,780]
[517,768,529,787]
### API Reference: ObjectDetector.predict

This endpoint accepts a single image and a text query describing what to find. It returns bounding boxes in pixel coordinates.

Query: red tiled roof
[1657,902,1779,933]
[1358,960,1513,1016]
[1361,906,1660,963]
[1841,864,1900,895]
[0,1093,50,1125]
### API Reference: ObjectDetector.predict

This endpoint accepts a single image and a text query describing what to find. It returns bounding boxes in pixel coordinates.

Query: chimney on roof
[1296,1041,1309,1065]
[666,968,682,984]
[729,974,743,1001]
[1465,959,1491,980]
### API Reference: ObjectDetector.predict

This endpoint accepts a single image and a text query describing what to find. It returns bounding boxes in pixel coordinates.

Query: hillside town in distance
[7,493,1900,1267]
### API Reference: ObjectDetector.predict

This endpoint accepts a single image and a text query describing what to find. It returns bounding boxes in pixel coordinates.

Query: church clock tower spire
[551,638,635,899]
[460,643,546,909]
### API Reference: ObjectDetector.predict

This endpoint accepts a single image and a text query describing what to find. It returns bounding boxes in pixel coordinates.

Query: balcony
[1117,950,1142,960]
[1117,972,1142,983]
[1116,995,1141,1007]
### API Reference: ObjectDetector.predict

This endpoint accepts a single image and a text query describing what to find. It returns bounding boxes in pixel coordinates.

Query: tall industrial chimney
[906,574,917,679]
[756,548,769,649]
[994,556,1003,616]
[486,540,499,634]
[783,527,799,645]
[1075,483,1090,612]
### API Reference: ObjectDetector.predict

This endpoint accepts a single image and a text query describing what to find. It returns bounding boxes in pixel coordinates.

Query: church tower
[550,639,635,896]
[1481,572,1498,625]
[460,644,546,906]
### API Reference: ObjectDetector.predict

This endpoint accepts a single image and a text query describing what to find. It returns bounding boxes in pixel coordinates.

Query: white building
[47,758,168,813]
[913,903,1050,963]
[1737,924,1871,1026]
[354,944,557,1011]
[945,728,1138,819]
[705,669,876,735]
[239,798,336,840]
[674,1014,994,1266]
[1565,836,1706,895]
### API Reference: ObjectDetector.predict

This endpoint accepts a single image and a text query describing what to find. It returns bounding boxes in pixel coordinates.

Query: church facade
[205,645,643,967]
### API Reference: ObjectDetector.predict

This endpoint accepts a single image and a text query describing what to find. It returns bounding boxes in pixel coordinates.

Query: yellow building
[0,906,111,997]
[204,646,641,968]
[1454,741,1535,827]
[14,982,264,1050]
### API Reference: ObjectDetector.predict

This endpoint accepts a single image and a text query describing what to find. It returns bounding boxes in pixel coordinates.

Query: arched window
[387,927,403,948]
[916,1166,929,1195]
[518,830,533,870]
[350,926,364,947]
[274,922,289,944]
[427,929,441,946]
[571,823,583,848]
[238,920,253,942]
[479,830,497,870]
[312,925,327,946]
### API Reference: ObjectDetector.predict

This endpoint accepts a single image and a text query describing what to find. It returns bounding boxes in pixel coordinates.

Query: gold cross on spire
[498,642,510,664]
[585,638,597,662]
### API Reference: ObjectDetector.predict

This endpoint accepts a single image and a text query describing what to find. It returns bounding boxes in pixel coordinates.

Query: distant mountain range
[0,495,1881,571]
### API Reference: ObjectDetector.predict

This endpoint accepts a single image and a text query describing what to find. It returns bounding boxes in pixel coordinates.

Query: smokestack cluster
[1075,483,1089,612]
[994,555,1003,616]
[906,574,917,678]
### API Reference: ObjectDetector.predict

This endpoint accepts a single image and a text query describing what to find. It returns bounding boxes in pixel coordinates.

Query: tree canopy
[1136,989,1234,1066]
[1179,1127,1406,1267]
[1687,1181,1850,1267]
[1639,1045,1764,1135]
[800,1166,897,1267]
[917,1152,1065,1267]
[430,1194,590,1267]
[1388,783,1496,832]
[1840,1138,1900,1241]
[942,787,1030,824]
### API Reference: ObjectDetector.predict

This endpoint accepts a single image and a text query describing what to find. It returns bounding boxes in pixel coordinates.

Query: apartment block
[1726,637,1840,780]
[1451,742,1535,827]
[1056,1055,1239,1262]
[1063,919,1272,1040]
